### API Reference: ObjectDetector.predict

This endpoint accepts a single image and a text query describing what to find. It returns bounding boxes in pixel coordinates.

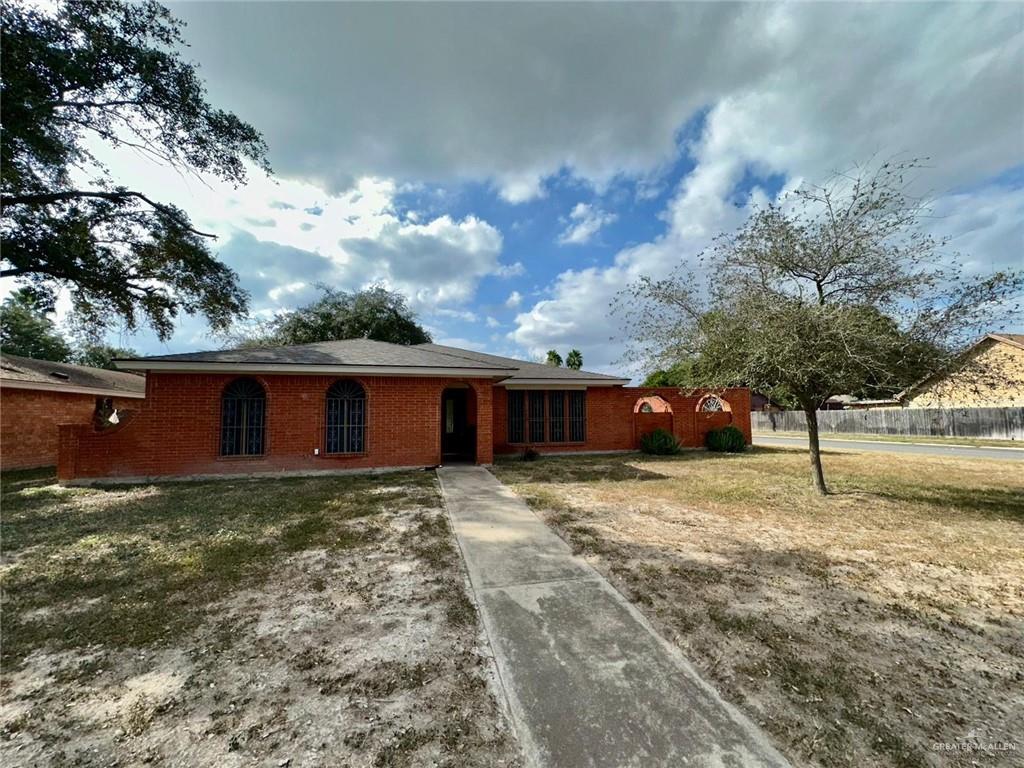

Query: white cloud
[558,202,618,245]
[21,138,517,352]
[433,307,479,323]
[170,3,1022,201]
[267,281,308,302]
[486,316,501,328]
[495,261,526,278]
[511,2,1024,370]
[505,291,523,309]
[341,214,505,308]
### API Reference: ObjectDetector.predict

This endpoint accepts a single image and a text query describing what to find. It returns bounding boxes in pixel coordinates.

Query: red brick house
[56,339,750,483]
[1,354,146,471]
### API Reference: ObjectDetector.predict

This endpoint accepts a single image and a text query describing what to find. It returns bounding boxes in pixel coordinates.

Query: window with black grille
[548,390,565,442]
[528,391,546,442]
[220,378,266,456]
[568,391,586,442]
[326,380,366,453]
[507,390,525,443]
[506,389,586,444]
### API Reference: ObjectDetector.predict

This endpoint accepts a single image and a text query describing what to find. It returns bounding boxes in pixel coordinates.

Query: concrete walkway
[437,465,790,768]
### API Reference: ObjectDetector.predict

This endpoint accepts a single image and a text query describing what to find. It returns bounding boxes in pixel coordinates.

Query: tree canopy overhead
[0,288,73,362]
[616,158,1023,493]
[229,286,432,348]
[0,288,138,368]
[1,0,270,340]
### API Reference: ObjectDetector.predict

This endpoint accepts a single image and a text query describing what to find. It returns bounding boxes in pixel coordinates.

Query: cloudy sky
[66,2,1024,372]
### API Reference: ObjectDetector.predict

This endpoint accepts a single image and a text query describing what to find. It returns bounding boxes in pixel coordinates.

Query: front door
[441,389,473,461]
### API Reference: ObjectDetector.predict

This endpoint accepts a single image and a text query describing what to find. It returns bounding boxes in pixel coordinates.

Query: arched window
[326,380,366,453]
[699,395,725,412]
[221,378,266,456]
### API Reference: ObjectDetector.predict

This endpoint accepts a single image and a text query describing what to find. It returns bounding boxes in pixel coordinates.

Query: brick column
[474,381,494,465]
[57,424,80,482]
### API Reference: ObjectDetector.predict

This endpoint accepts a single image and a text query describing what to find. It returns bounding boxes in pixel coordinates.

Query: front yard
[0,470,520,767]
[493,449,1023,768]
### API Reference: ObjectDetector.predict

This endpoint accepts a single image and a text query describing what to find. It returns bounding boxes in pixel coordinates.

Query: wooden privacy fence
[752,407,1024,441]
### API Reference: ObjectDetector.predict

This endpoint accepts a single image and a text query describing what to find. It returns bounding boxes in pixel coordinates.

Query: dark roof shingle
[119,338,516,371]
[0,353,146,395]
[415,343,628,383]
[116,338,629,383]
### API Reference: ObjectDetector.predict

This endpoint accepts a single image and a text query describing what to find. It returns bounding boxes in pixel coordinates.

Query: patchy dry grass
[494,448,1024,768]
[1,469,520,768]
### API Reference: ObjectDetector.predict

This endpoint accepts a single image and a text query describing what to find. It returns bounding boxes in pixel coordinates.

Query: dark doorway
[441,388,475,462]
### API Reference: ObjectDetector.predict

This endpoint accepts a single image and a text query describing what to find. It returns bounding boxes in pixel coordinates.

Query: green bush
[520,447,540,461]
[705,426,746,453]
[640,428,682,455]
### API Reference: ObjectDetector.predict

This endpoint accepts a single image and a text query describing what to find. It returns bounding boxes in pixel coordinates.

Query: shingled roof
[415,343,629,384]
[115,338,629,385]
[119,338,513,369]
[0,353,146,397]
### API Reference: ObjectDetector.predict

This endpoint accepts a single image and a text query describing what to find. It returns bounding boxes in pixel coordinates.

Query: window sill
[507,441,587,447]
[320,452,368,458]
[217,454,267,461]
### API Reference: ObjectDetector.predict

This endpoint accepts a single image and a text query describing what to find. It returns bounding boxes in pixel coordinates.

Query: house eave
[113,360,516,378]
[0,379,146,399]
[501,378,629,389]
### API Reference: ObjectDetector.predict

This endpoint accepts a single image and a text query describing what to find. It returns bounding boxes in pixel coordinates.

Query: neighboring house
[843,398,901,410]
[1,354,146,471]
[899,333,1024,408]
[751,392,785,412]
[55,339,752,483]
[822,394,860,410]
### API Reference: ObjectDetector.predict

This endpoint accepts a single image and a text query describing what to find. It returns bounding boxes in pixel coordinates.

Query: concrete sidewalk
[437,465,789,768]
[754,433,1024,460]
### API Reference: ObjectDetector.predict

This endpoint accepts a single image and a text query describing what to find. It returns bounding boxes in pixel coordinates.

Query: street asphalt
[437,465,790,768]
[753,433,1024,461]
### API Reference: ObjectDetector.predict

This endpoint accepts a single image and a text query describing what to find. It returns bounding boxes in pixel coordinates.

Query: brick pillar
[732,388,753,445]
[57,424,80,482]
[474,381,494,465]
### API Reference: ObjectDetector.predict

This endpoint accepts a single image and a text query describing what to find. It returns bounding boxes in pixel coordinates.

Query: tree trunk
[805,406,829,495]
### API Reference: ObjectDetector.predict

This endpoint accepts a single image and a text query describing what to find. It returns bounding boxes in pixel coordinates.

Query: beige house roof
[989,333,1024,350]
[0,354,146,398]
[897,332,1024,403]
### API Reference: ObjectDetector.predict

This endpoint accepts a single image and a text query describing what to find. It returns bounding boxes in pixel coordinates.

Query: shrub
[520,447,540,461]
[705,425,746,453]
[640,428,682,455]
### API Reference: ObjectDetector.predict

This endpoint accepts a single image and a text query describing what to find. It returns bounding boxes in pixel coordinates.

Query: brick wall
[58,373,496,482]
[1,388,137,471]
[55,375,752,482]
[492,386,751,455]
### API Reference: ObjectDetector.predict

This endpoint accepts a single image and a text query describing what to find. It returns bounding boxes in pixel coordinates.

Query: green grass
[0,468,439,666]
[755,430,1022,449]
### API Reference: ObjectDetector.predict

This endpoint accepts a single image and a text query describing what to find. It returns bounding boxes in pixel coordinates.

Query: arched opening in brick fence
[695,393,734,444]
[633,395,674,446]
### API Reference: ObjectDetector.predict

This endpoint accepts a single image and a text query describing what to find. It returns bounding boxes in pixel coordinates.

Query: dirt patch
[494,450,1023,768]
[1,470,521,767]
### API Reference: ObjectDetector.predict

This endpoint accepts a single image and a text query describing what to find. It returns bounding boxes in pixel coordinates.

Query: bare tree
[615,159,1023,494]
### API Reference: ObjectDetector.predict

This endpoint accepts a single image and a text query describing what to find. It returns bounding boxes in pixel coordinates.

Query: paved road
[754,433,1024,461]
[437,465,789,768]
